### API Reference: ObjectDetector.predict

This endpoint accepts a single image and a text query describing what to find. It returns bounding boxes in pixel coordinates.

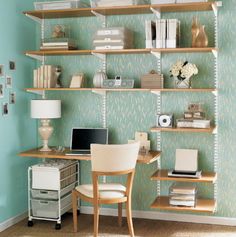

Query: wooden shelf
[150,127,216,133]
[19,148,161,165]
[151,88,216,93]
[151,196,216,213]
[151,170,217,183]
[24,2,216,20]
[25,48,217,57]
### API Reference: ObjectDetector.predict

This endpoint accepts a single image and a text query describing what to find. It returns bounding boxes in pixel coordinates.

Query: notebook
[65,128,108,156]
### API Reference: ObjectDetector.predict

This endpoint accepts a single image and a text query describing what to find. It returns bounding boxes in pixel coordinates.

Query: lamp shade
[31,100,61,119]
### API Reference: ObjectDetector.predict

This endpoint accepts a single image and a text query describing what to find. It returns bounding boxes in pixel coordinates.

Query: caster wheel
[55,223,61,230]
[27,220,33,227]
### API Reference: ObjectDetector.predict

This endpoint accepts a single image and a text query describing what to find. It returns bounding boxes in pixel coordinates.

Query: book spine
[33,70,38,88]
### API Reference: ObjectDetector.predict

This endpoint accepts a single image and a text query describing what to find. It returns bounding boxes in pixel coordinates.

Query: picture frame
[0,84,4,98]
[9,61,16,70]
[2,102,8,116]
[9,92,16,104]
[0,65,4,77]
[6,76,12,88]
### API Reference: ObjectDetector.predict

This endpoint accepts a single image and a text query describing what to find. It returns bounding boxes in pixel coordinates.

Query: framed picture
[0,65,4,77]
[0,84,4,98]
[2,102,8,116]
[9,92,16,104]
[9,61,16,70]
[6,76,12,88]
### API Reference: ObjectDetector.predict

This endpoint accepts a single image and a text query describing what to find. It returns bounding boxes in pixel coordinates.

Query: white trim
[0,212,27,232]
[80,206,236,227]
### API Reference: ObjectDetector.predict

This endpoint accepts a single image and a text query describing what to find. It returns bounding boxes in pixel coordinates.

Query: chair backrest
[91,142,140,172]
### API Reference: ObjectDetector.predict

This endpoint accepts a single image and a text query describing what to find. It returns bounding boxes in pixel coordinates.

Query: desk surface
[19,148,161,165]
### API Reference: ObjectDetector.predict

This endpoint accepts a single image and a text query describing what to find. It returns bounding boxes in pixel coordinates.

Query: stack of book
[93,27,133,50]
[40,38,77,51]
[145,19,180,49]
[169,183,197,207]
[33,65,58,88]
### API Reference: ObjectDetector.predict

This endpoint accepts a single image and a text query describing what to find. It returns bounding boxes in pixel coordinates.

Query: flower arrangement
[170,60,198,81]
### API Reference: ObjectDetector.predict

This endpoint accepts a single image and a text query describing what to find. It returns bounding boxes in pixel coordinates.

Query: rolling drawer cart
[27,160,79,230]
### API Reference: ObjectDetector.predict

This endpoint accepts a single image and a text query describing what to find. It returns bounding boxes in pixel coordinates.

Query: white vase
[174,77,191,89]
[93,71,107,88]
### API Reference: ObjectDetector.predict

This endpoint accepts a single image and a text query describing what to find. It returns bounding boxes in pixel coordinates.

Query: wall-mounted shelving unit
[23,1,222,215]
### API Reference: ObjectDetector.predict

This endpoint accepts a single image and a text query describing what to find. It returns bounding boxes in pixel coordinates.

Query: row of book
[145,19,180,49]
[41,38,77,51]
[33,65,58,88]
[169,183,197,207]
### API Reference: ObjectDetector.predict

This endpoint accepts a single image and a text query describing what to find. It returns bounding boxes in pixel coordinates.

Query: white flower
[170,60,184,77]
[181,63,198,79]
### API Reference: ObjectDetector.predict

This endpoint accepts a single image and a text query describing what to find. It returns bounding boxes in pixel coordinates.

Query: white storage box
[176,0,207,3]
[32,194,72,219]
[34,0,85,10]
[90,0,148,7]
[95,27,133,38]
[32,160,77,191]
[31,183,76,200]
[151,0,176,4]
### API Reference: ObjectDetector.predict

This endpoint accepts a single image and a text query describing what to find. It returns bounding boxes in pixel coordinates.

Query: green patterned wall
[34,0,236,217]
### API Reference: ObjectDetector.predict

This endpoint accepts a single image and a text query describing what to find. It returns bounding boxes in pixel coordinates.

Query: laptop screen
[71,128,108,150]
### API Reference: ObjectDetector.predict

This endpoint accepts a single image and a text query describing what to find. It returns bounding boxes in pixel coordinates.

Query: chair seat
[76,183,126,199]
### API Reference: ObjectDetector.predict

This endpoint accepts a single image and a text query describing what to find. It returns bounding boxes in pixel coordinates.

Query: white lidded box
[90,0,148,7]
[34,0,85,10]
[32,160,77,191]
[32,193,72,219]
[151,0,176,4]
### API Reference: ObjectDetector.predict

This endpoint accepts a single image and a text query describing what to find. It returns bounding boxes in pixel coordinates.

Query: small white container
[32,194,72,219]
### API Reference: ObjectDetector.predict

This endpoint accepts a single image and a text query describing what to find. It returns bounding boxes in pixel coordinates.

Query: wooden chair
[72,142,140,237]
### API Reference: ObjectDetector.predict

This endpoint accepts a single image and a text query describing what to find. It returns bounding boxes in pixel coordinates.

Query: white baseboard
[80,206,236,226]
[0,212,27,232]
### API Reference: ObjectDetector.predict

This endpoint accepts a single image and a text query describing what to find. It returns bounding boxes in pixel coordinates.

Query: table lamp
[31,99,61,152]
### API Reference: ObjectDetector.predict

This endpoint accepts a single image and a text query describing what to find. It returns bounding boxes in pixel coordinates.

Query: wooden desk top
[19,148,161,165]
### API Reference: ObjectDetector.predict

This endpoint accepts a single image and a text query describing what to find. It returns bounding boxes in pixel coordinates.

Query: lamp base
[39,146,52,152]
[38,119,53,152]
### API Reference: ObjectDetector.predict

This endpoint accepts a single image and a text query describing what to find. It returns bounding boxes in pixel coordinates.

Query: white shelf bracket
[212,2,222,17]
[92,52,106,61]
[25,13,42,24]
[26,53,44,62]
[212,49,218,58]
[150,7,161,19]
[212,90,218,96]
[26,90,45,97]
[213,127,218,135]
[151,51,161,59]
[150,90,161,96]
[91,10,106,27]
[92,89,106,96]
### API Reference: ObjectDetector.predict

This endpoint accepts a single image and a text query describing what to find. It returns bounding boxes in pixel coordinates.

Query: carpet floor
[1,214,236,237]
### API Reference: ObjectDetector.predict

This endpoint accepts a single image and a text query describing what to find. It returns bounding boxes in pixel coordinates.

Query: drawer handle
[40,201,49,204]
[40,191,49,194]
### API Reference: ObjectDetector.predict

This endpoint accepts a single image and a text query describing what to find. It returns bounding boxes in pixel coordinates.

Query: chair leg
[118,203,122,227]
[94,204,99,237]
[72,190,78,233]
[126,198,134,237]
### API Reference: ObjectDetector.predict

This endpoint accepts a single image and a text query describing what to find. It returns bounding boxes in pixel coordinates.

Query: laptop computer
[168,149,201,178]
[65,128,108,156]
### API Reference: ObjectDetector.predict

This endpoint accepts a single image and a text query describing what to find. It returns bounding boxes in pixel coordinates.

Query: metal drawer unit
[28,160,79,230]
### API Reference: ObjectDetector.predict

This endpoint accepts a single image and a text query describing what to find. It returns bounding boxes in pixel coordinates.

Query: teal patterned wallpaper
[34,0,236,217]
